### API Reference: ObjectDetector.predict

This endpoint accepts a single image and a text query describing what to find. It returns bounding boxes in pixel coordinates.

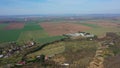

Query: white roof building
[65,32,95,38]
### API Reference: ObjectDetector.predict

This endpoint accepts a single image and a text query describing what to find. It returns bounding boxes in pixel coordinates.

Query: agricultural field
[39,20,120,38]
[4,23,24,30]
[0,20,120,43]
[0,22,44,43]
[0,22,66,44]
[0,19,120,43]
[40,23,91,36]
[0,19,120,68]
[0,23,8,30]
[78,20,120,38]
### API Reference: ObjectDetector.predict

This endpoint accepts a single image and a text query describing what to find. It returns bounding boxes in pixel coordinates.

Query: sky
[0,0,120,15]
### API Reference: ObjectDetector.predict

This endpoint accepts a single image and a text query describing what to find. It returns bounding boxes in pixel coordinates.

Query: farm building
[64,32,97,40]
[65,32,95,38]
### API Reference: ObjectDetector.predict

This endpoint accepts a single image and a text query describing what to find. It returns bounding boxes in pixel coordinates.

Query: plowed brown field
[4,23,24,30]
[40,23,91,36]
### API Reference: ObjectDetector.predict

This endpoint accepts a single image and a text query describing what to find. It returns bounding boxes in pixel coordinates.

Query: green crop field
[37,36,66,44]
[17,30,49,43]
[0,20,120,43]
[77,20,120,37]
[23,23,43,31]
[0,22,66,44]
[0,30,22,43]
[17,22,49,43]
[85,27,120,37]
[79,23,100,28]
[0,23,8,30]
[0,22,45,43]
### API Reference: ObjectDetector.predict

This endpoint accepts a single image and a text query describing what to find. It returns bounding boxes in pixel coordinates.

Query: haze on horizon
[0,0,120,15]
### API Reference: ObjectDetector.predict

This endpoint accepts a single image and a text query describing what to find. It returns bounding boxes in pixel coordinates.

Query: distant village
[0,41,35,58]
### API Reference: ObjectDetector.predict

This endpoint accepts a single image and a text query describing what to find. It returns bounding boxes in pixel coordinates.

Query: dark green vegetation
[0,30,22,43]
[17,22,49,43]
[0,23,22,42]
[0,23,8,29]
[79,23,100,28]
[23,23,43,31]
[37,36,65,44]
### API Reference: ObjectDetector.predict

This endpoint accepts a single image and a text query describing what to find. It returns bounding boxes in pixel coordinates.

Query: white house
[65,32,95,38]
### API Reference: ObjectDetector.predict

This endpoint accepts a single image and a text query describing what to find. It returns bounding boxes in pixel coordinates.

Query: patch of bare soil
[40,23,91,36]
[4,23,24,30]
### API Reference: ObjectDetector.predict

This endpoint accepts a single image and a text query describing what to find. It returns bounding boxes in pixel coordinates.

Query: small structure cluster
[64,32,96,40]
[0,41,35,58]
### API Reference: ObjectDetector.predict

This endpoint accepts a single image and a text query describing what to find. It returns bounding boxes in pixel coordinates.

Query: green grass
[27,42,65,57]
[0,23,8,30]
[23,23,43,31]
[26,40,99,68]
[0,23,22,42]
[0,22,47,43]
[79,23,100,28]
[17,22,66,44]
[0,30,22,43]
[85,27,120,37]
[17,30,49,43]
[37,36,66,44]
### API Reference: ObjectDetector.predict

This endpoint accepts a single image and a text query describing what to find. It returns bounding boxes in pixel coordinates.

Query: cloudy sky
[0,0,120,15]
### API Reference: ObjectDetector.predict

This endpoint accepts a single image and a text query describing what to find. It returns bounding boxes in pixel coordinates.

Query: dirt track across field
[40,23,91,36]
[4,23,24,30]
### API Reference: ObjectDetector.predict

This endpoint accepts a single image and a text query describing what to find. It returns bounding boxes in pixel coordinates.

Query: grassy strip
[23,23,43,31]
[37,36,66,44]
[79,23,100,28]
[17,30,49,43]
[0,30,22,43]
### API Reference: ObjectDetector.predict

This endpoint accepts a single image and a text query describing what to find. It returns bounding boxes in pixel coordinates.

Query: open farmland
[40,23,91,36]
[36,36,65,44]
[0,23,8,30]
[0,22,66,43]
[40,20,120,38]
[17,30,48,43]
[0,30,22,42]
[84,20,118,28]
[17,23,49,43]
[78,20,120,38]
[4,23,24,30]
[79,23,100,28]
[23,23,43,31]
[0,20,120,43]
[0,22,46,43]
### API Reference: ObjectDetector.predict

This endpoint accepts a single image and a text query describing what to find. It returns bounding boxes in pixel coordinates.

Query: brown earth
[40,23,91,36]
[4,23,24,30]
